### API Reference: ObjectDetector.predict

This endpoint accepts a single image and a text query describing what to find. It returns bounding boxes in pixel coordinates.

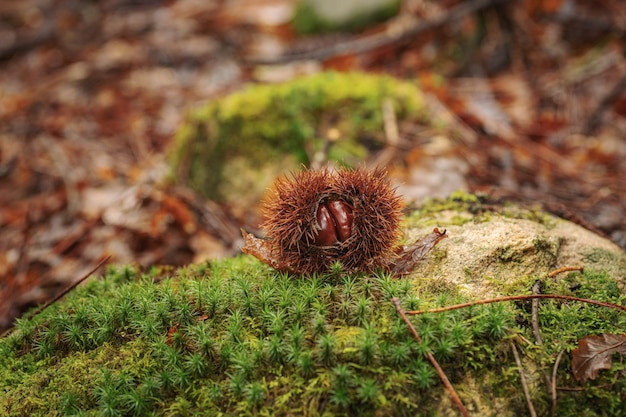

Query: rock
[407,203,626,299]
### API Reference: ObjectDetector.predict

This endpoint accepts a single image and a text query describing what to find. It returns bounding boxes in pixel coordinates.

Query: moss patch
[1,248,625,415]
[168,71,430,215]
[292,0,400,34]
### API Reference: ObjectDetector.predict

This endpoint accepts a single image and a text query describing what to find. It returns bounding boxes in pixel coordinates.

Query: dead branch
[1,255,111,338]
[530,279,555,408]
[406,294,626,315]
[511,342,537,417]
[547,266,584,278]
[531,280,543,345]
[551,350,564,417]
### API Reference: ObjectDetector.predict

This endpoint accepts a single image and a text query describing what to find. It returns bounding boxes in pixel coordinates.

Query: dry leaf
[389,228,447,275]
[240,228,290,272]
[571,333,626,382]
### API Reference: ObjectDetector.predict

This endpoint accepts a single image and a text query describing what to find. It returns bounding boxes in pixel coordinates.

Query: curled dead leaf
[571,333,626,382]
[389,228,448,275]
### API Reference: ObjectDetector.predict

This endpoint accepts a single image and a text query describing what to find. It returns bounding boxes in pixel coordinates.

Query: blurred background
[1,0,625,332]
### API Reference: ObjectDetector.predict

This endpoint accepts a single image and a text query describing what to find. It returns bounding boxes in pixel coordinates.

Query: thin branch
[531,280,543,345]
[28,256,112,319]
[511,342,537,417]
[551,350,564,417]
[246,0,508,64]
[406,294,626,315]
[547,266,583,278]
[1,255,111,338]
[392,298,470,417]
[531,279,556,400]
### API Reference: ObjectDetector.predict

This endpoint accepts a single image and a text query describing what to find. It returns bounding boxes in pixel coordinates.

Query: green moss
[513,269,626,416]
[169,71,429,204]
[292,0,400,34]
[585,247,623,266]
[1,256,624,416]
[502,204,556,227]
[406,192,561,230]
[405,192,489,228]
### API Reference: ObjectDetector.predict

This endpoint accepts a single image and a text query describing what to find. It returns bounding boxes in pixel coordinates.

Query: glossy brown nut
[314,200,353,246]
[327,200,353,241]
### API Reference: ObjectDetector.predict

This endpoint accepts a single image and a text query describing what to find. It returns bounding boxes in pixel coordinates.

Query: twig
[392,298,470,417]
[556,383,613,392]
[0,255,111,338]
[406,294,626,315]
[531,279,555,399]
[27,256,111,319]
[511,342,537,417]
[547,266,584,278]
[531,280,543,345]
[374,98,401,167]
[1,256,111,338]
[246,0,508,64]
[551,350,564,417]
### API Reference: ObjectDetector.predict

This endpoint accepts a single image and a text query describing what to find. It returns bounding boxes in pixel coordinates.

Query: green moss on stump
[292,0,401,34]
[1,255,625,416]
[169,71,429,212]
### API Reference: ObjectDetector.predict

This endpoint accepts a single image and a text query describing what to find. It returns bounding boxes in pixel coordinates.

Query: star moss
[0,257,624,416]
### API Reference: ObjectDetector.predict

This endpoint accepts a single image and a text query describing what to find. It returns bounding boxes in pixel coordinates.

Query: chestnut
[314,200,353,246]
[241,166,447,275]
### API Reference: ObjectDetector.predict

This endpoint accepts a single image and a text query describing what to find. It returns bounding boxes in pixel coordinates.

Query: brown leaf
[240,228,290,272]
[160,193,197,234]
[572,333,626,382]
[389,228,448,275]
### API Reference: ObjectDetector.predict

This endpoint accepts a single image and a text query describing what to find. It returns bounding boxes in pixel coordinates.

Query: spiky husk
[262,167,403,274]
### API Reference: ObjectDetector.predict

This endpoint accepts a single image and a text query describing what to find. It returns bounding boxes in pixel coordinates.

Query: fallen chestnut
[241,166,447,275]
[314,200,354,246]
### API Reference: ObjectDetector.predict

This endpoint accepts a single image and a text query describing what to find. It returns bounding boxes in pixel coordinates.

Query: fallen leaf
[571,333,626,382]
[389,228,448,275]
[240,228,289,272]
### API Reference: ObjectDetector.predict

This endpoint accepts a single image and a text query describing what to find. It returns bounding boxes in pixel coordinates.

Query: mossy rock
[1,198,625,416]
[404,193,626,298]
[168,71,430,218]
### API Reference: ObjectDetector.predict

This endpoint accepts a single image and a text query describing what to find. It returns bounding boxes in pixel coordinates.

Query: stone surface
[406,207,626,299]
